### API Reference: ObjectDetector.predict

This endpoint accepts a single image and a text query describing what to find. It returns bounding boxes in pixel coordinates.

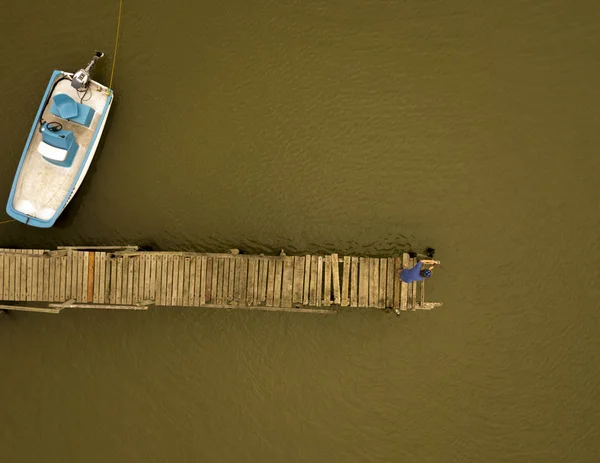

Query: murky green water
[1,1,599,461]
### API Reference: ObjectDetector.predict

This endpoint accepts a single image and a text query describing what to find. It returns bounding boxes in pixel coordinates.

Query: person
[399,259,439,284]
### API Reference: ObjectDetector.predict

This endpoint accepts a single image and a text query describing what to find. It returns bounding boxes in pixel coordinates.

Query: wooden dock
[0,247,441,314]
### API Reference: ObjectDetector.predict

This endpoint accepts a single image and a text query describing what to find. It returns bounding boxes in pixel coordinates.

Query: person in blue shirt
[399,259,439,284]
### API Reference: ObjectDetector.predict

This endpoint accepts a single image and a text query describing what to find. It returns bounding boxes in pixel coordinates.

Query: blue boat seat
[39,123,79,167]
[50,93,95,127]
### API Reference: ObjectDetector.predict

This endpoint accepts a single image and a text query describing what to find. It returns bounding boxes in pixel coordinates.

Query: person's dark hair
[420,269,432,278]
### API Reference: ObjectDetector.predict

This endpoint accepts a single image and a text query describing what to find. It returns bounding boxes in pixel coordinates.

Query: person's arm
[419,259,440,265]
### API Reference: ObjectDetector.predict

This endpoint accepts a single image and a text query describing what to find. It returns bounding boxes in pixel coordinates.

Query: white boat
[6,52,113,228]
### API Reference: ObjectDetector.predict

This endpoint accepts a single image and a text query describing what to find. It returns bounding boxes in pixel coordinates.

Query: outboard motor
[71,51,104,90]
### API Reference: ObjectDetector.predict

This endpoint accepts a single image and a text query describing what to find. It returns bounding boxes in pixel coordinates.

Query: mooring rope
[109,0,123,89]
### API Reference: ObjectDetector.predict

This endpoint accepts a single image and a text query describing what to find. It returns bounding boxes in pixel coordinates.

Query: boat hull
[6,70,113,228]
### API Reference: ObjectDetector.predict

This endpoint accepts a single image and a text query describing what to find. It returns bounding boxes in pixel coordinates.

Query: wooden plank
[210,257,219,304]
[369,258,379,308]
[252,258,260,305]
[385,257,394,308]
[420,280,425,306]
[48,256,55,303]
[358,257,369,307]
[55,255,63,302]
[98,253,106,304]
[6,251,14,301]
[227,257,235,303]
[308,256,317,306]
[87,252,95,303]
[331,254,340,305]
[273,260,283,307]
[82,253,89,303]
[159,255,168,305]
[171,256,180,306]
[411,258,418,309]
[104,255,112,303]
[323,255,331,306]
[143,255,151,300]
[246,258,256,305]
[204,257,212,304]
[350,257,358,307]
[239,257,248,304]
[378,258,387,309]
[121,257,130,305]
[0,251,4,301]
[59,255,67,302]
[266,259,275,307]
[341,256,350,307]
[302,255,311,305]
[136,254,145,303]
[14,251,22,301]
[281,257,294,307]
[1,251,7,301]
[220,258,229,306]
[187,256,195,306]
[215,257,224,306]
[393,257,401,310]
[292,256,305,304]
[63,251,71,301]
[31,251,39,301]
[67,253,76,303]
[232,257,242,302]
[93,252,100,303]
[176,256,185,306]
[132,255,141,304]
[24,251,32,301]
[23,253,31,302]
[107,257,116,304]
[259,258,268,304]
[149,256,157,305]
[199,256,207,305]
[39,256,48,302]
[115,256,123,304]
[316,256,323,307]
[78,253,86,303]
[401,254,410,311]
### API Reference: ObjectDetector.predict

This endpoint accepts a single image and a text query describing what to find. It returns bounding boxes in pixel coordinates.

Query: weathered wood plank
[210,257,219,304]
[153,256,162,304]
[308,256,318,306]
[199,256,207,305]
[187,256,196,306]
[341,256,350,307]
[401,254,410,311]
[48,255,55,303]
[205,257,213,304]
[378,258,387,309]
[160,255,169,305]
[105,255,112,303]
[302,255,311,305]
[259,258,268,304]
[58,255,66,302]
[368,258,379,308]
[266,259,275,306]
[115,256,123,304]
[176,256,185,306]
[221,258,229,306]
[273,260,283,307]
[87,252,95,303]
[14,252,23,301]
[0,251,4,300]
[227,258,235,303]
[246,258,257,305]
[42,256,50,303]
[78,252,86,303]
[281,257,294,307]
[149,255,157,303]
[215,257,224,306]
[8,251,16,301]
[122,257,131,305]
[350,257,358,307]
[419,280,425,307]
[358,257,369,307]
[323,255,331,306]
[92,252,101,303]
[292,256,305,304]
[172,256,181,306]
[241,257,251,303]
[393,257,401,310]
[142,255,151,301]
[98,252,106,304]
[25,251,33,301]
[31,251,39,301]
[411,258,418,310]
[386,257,394,308]
[83,253,90,303]
[108,257,116,304]
[331,254,340,305]
[316,256,323,307]
[30,253,38,302]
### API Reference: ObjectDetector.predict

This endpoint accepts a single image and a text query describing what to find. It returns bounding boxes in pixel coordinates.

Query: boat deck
[13,77,110,213]
[0,247,441,314]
